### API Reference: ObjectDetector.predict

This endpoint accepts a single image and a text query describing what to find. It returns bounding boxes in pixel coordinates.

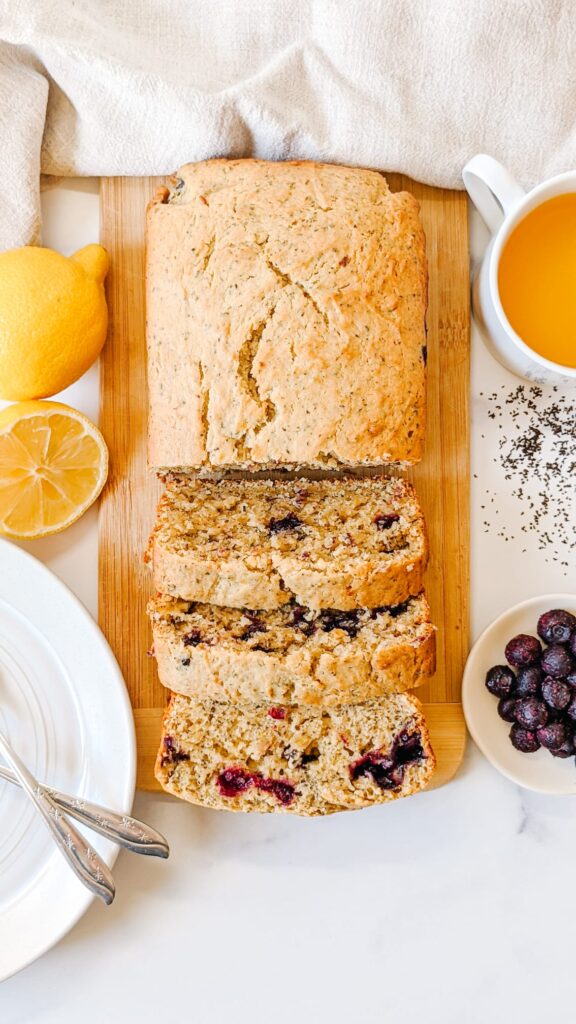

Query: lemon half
[0,401,108,538]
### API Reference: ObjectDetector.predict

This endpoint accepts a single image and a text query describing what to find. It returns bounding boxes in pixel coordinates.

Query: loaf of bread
[147,159,427,472]
[148,593,435,707]
[148,475,428,610]
[155,692,435,815]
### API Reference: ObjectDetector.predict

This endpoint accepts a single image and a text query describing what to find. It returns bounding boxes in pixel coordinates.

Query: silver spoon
[0,731,115,905]
[0,763,169,858]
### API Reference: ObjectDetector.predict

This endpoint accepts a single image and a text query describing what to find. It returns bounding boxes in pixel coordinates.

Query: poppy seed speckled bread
[148,593,436,707]
[155,692,436,815]
[148,475,428,610]
[146,159,427,472]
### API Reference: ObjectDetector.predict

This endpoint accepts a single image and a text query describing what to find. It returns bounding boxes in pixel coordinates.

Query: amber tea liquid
[498,193,576,368]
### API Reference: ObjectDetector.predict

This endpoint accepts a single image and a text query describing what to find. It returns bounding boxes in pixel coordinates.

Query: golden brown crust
[146,159,427,472]
[154,691,436,815]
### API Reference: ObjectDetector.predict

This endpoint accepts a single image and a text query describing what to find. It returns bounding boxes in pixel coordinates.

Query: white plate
[463,593,576,794]
[0,540,135,981]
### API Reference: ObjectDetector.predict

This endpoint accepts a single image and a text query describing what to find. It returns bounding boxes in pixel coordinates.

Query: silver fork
[0,731,115,905]
[0,763,169,858]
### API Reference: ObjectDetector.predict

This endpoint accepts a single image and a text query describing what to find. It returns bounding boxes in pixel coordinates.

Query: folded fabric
[1,0,575,250]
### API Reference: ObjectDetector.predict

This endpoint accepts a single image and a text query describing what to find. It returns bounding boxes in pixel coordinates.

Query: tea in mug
[498,193,576,368]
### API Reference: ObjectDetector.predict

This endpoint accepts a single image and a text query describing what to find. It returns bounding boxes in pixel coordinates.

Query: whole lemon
[0,244,109,400]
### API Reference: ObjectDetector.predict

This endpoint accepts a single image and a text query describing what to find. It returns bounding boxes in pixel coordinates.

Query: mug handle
[462,154,525,233]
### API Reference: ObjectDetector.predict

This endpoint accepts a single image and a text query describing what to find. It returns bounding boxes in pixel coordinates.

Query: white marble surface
[2,181,576,1023]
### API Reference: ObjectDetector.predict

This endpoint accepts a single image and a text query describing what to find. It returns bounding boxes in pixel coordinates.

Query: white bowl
[463,594,576,794]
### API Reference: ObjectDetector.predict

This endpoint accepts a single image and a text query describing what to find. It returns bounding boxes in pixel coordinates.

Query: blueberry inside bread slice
[148,475,428,610]
[148,593,436,707]
[155,692,436,815]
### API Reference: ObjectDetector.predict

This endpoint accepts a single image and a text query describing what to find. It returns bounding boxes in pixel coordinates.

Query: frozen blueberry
[550,735,575,758]
[514,697,548,730]
[497,697,518,722]
[537,722,567,750]
[515,666,542,697]
[485,665,516,698]
[565,672,576,689]
[565,694,576,721]
[540,644,574,679]
[510,724,540,753]
[541,676,572,711]
[505,634,542,668]
[537,609,576,645]
[569,632,576,659]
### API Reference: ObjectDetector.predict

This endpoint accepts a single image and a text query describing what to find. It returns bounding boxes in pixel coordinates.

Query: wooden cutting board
[99,173,469,791]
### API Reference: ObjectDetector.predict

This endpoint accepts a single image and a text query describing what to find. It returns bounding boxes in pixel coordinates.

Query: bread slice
[148,593,436,707]
[148,475,428,611]
[155,692,435,815]
[147,159,427,472]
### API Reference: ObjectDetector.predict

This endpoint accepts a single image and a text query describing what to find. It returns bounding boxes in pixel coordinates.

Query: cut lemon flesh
[0,401,108,538]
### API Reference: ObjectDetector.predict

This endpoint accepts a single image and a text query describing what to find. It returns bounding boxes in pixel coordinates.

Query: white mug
[463,154,576,385]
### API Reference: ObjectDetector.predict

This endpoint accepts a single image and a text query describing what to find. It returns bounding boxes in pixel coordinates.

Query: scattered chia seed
[479,385,575,571]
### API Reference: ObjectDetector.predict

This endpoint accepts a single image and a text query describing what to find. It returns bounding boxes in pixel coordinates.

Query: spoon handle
[43,788,169,858]
[0,764,169,858]
[0,734,115,905]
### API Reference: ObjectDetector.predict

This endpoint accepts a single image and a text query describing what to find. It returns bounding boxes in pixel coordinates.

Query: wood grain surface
[99,172,469,793]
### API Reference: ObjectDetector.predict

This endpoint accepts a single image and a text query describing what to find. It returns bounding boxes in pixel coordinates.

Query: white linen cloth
[1,0,575,250]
